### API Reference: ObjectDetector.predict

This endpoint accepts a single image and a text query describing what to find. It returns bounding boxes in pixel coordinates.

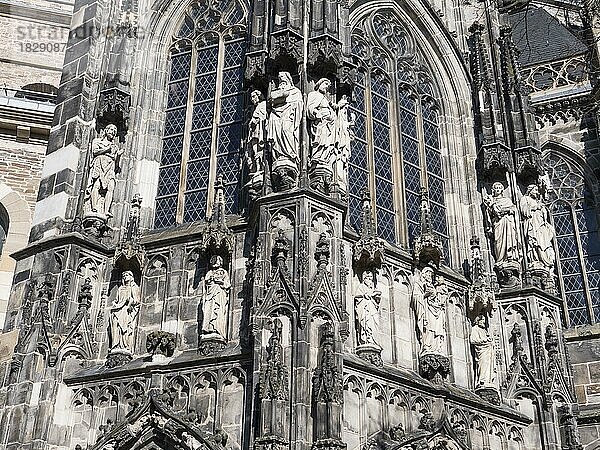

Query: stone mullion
[206,38,226,219]
[387,77,404,247]
[415,95,428,190]
[176,47,198,224]
[391,81,410,246]
[364,71,377,230]
[570,204,595,324]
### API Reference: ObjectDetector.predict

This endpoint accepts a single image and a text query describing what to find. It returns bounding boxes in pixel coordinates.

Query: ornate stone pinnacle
[201,175,233,256]
[114,194,145,273]
[353,189,384,269]
[412,187,444,267]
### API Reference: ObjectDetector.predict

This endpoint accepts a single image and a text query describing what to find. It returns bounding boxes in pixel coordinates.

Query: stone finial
[201,175,233,256]
[114,194,145,273]
[412,187,444,267]
[353,190,384,270]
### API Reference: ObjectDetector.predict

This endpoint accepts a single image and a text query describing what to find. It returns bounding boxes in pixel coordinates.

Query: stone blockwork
[0,0,598,448]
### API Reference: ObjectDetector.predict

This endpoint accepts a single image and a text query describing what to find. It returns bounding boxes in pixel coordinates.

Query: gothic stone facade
[0,0,599,448]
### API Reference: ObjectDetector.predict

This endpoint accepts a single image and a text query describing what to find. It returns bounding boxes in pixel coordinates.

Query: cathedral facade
[0,0,599,447]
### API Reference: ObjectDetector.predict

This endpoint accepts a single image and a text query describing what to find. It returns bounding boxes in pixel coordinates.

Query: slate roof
[509,6,587,67]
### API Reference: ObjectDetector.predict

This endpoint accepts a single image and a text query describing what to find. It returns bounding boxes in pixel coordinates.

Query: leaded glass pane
[170,51,192,81]
[192,101,215,130]
[224,40,246,67]
[164,107,187,136]
[189,130,212,160]
[167,80,189,109]
[196,46,219,74]
[161,136,184,166]
[220,94,243,124]
[195,73,218,101]
[186,159,210,192]
[184,190,207,223]
[154,196,178,229]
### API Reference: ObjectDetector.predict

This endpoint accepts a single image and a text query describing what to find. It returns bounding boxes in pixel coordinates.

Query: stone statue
[469,315,496,389]
[334,95,353,193]
[483,182,521,276]
[520,184,556,272]
[247,90,267,178]
[307,78,337,166]
[354,271,382,346]
[108,270,140,353]
[267,72,303,188]
[201,255,231,338]
[85,124,123,218]
[412,266,448,357]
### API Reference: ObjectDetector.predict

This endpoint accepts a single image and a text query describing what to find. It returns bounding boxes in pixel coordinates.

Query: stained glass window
[155,9,246,229]
[545,152,600,326]
[348,11,450,259]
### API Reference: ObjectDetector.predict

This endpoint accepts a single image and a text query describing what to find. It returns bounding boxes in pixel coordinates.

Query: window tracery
[349,11,449,255]
[544,152,600,326]
[154,0,248,229]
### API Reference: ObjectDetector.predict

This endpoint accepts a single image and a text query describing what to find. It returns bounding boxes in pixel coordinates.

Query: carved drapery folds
[483,182,522,288]
[106,270,140,367]
[83,124,124,237]
[198,177,234,356]
[267,72,303,191]
[470,315,500,405]
[411,266,450,383]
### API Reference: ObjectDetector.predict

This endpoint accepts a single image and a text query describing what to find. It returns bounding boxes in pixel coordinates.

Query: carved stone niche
[480,142,513,181]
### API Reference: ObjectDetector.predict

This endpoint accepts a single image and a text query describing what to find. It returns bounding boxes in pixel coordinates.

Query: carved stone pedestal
[356,343,383,367]
[106,349,132,368]
[309,164,333,194]
[526,267,556,295]
[419,354,450,384]
[255,435,288,450]
[82,212,109,238]
[272,158,298,191]
[495,261,521,289]
[475,386,501,405]
[312,438,346,450]
[146,330,176,362]
[198,333,226,356]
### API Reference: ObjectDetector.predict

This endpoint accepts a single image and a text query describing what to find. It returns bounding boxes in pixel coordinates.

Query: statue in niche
[483,182,521,279]
[520,184,556,272]
[108,270,140,354]
[200,255,231,338]
[469,315,496,389]
[354,270,382,346]
[412,266,448,357]
[85,124,123,218]
[246,90,267,179]
[307,78,337,166]
[267,72,303,188]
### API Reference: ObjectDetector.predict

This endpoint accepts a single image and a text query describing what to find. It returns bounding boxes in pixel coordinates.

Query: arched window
[0,204,8,257]
[544,151,600,326]
[349,11,450,257]
[154,1,248,229]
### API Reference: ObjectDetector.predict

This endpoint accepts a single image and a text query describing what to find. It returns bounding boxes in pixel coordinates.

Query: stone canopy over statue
[84,124,123,219]
[108,271,140,359]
